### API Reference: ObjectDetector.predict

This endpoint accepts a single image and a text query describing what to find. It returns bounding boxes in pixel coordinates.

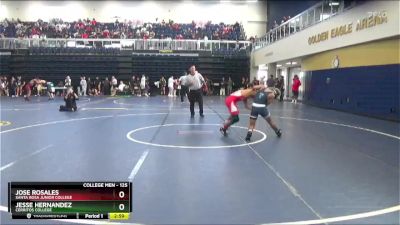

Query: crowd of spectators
[261,15,301,44]
[0,74,262,98]
[272,16,292,29]
[0,75,148,97]
[0,18,245,40]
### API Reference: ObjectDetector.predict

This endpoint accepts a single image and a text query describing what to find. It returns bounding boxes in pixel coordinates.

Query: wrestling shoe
[219,127,227,136]
[245,132,252,142]
[275,129,282,138]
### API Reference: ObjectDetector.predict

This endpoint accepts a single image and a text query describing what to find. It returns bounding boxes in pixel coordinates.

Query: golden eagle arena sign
[308,11,388,45]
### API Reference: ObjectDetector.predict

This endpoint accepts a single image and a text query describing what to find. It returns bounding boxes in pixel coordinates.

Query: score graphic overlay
[8,182,132,220]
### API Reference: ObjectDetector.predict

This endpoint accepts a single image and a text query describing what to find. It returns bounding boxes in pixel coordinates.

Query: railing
[253,0,358,50]
[0,38,251,51]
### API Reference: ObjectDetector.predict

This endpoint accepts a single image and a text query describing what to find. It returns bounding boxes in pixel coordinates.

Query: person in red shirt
[85,25,92,33]
[291,74,301,104]
[103,27,110,38]
[81,32,89,38]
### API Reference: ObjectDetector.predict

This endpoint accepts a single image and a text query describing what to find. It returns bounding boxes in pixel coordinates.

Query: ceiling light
[277,64,282,67]
[258,64,268,70]
[329,2,339,6]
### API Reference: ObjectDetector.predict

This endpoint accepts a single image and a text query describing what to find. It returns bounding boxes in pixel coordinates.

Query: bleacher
[29,47,120,55]
[0,45,249,90]
[8,48,128,83]
[0,26,252,93]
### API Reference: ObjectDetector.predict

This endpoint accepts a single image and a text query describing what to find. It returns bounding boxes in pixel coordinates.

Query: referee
[184,65,205,118]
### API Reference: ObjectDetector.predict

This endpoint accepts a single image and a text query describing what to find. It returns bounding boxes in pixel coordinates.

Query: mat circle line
[126,123,267,149]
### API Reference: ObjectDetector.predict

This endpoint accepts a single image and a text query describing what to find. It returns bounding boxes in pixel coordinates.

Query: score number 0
[118,190,125,210]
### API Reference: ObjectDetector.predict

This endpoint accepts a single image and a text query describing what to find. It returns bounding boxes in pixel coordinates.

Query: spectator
[173,77,178,97]
[94,76,101,95]
[220,77,226,96]
[241,77,246,89]
[227,77,233,95]
[252,77,259,86]
[0,18,246,41]
[244,77,250,88]
[273,20,279,28]
[168,76,174,97]
[16,76,22,97]
[86,77,92,96]
[202,76,209,96]
[80,76,87,96]
[134,77,140,96]
[160,76,166,95]
[0,76,8,96]
[47,81,55,100]
[65,75,72,87]
[206,76,213,96]
[145,76,150,97]
[118,80,126,94]
[10,76,17,97]
[291,74,301,104]
[267,75,275,87]
[110,76,117,96]
[103,77,111,95]
[275,75,284,102]
[176,77,181,96]
[129,75,136,95]
[89,77,98,96]
[140,74,147,97]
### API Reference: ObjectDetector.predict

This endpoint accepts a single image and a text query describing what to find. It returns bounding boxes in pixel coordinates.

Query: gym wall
[301,37,400,121]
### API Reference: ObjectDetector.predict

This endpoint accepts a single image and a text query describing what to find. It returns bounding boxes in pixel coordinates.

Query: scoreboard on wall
[8,182,132,220]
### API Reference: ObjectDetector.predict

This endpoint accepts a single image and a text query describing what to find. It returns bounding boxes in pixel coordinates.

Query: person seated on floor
[59,88,79,112]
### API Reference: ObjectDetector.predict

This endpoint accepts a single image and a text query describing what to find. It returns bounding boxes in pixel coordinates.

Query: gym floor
[0,95,399,225]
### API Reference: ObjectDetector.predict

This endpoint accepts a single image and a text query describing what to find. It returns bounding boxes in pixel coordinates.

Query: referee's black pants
[188,89,203,116]
[180,85,188,102]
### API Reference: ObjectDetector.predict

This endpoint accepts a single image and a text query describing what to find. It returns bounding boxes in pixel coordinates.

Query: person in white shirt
[118,80,126,93]
[111,76,118,96]
[80,76,87,96]
[140,74,146,97]
[65,76,72,87]
[168,76,174,97]
[182,65,205,118]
